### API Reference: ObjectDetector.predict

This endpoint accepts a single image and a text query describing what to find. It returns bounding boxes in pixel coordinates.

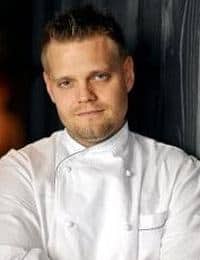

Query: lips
[76,109,104,116]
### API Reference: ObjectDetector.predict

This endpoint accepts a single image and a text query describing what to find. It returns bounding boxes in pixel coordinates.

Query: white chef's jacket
[0,123,200,260]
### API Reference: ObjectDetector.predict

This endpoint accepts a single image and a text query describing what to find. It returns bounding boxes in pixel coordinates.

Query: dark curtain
[160,0,200,157]
[30,0,200,158]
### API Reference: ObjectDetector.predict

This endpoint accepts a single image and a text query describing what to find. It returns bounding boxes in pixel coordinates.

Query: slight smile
[77,109,104,117]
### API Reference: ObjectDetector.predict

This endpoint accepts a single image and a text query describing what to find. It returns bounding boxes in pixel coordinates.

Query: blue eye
[94,73,110,81]
[58,80,72,88]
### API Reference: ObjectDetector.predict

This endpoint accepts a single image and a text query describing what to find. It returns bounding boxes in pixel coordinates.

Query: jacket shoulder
[129,131,187,155]
[128,130,199,171]
[0,130,64,177]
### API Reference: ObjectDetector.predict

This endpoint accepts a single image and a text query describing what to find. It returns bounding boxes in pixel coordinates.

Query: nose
[77,82,97,103]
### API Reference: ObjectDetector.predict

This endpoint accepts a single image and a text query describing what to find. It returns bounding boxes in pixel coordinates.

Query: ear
[43,71,56,103]
[123,56,135,93]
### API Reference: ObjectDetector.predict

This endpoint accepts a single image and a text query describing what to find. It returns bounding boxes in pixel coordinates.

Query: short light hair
[41,5,128,71]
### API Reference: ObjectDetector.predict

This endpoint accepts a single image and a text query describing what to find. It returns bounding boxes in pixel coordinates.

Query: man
[0,5,200,260]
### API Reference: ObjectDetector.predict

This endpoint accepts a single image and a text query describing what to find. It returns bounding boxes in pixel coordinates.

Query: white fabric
[0,123,200,260]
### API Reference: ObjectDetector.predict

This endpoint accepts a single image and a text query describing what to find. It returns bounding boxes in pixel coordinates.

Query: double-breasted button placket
[125,170,133,177]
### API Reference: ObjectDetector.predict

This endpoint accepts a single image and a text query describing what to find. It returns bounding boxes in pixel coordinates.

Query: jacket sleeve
[160,155,200,259]
[0,150,51,260]
[0,246,50,259]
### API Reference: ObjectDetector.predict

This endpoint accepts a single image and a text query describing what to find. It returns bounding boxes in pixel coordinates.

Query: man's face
[43,35,134,147]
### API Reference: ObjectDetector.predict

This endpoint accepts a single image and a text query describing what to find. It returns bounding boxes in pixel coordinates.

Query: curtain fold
[161,0,200,157]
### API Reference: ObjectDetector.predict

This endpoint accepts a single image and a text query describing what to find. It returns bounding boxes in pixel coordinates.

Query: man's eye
[93,73,110,81]
[57,80,71,88]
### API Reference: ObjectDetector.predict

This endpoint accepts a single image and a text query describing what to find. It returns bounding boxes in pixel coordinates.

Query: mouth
[77,109,104,117]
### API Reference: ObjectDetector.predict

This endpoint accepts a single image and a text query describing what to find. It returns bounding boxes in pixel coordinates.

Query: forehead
[45,35,121,74]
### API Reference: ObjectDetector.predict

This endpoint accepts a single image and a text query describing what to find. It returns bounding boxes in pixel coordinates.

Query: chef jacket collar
[62,121,129,156]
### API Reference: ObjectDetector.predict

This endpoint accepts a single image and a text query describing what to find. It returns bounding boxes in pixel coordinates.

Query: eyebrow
[47,50,123,82]
[89,68,112,75]
[49,66,115,82]
[49,75,74,82]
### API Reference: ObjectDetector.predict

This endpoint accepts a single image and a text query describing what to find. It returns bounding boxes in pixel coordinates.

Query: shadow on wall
[0,74,26,156]
[0,1,31,156]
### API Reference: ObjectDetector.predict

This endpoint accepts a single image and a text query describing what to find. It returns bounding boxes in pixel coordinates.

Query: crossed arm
[0,153,50,260]
[0,151,200,260]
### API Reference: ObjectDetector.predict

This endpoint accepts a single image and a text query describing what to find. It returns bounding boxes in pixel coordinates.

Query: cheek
[106,86,128,113]
[54,93,74,115]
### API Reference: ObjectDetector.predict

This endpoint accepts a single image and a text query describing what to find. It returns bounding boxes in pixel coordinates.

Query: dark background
[0,0,200,158]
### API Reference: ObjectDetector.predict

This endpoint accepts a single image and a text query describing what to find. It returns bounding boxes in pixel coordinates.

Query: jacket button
[125,223,132,231]
[65,220,75,228]
[65,166,72,173]
[126,170,132,177]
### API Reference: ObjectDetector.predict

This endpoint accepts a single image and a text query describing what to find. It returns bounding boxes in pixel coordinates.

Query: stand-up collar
[62,122,129,156]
